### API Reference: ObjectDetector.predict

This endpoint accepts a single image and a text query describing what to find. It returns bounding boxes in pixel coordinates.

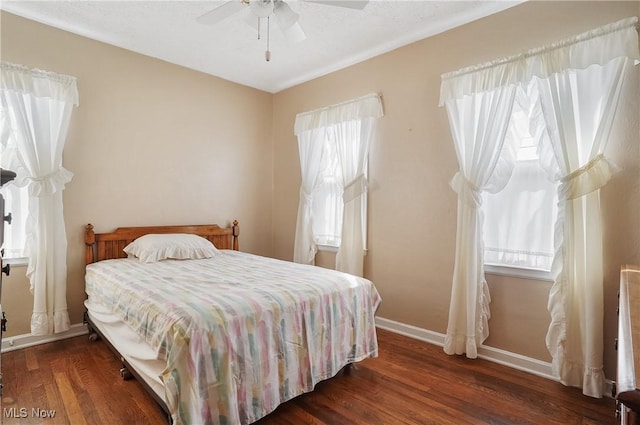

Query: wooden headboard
[84,220,239,265]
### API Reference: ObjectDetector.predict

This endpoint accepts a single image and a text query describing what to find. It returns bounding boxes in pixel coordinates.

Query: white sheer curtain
[538,54,633,397]
[440,84,519,358]
[311,138,343,247]
[0,62,78,335]
[292,127,327,265]
[334,114,378,276]
[293,93,383,275]
[439,17,639,395]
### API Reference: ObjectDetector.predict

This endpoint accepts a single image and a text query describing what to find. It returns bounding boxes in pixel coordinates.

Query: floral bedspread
[85,250,381,425]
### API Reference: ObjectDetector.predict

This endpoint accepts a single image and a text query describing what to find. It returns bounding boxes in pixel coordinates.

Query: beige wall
[272,0,640,379]
[1,12,274,337]
[2,1,639,383]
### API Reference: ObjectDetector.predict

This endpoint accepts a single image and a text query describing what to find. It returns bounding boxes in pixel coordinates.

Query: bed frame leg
[345,363,358,374]
[120,365,132,380]
[83,311,100,342]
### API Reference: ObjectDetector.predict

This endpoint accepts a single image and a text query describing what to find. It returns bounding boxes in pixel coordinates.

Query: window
[293,93,382,275]
[482,102,558,275]
[0,133,27,261]
[312,132,343,247]
[0,183,27,260]
[310,126,368,250]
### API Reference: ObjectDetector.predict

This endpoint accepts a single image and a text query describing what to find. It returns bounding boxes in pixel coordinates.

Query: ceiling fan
[196,0,369,61]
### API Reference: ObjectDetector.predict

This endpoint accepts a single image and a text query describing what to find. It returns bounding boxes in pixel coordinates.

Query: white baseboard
[375,316,615,398]
[1,323,88,353]
[376,316,555,379]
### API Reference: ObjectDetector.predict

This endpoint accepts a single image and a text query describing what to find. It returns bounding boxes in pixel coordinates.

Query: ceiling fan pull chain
[265,16,271,62]
[257,17,261,40]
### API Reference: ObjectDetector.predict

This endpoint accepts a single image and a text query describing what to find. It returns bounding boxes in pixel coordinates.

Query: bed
[83,221,381,425]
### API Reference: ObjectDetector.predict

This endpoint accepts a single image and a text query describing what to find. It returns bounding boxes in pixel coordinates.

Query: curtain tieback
[559,153,614,201]
[343,174,368,203]
[450,171,482,208]
[299,187,312,204]
[25,166,74,197]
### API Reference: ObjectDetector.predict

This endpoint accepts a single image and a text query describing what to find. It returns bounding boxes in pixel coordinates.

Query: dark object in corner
[0,169,16,187]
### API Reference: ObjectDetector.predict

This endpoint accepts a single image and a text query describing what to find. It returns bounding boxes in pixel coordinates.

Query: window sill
[316,245,369,256]
[317,244,339,253]
[3,257,28,267]
[484,264,553,282]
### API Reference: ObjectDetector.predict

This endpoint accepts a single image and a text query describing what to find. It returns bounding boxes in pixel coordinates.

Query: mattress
[84,301,167,400]
[85,250,381,425]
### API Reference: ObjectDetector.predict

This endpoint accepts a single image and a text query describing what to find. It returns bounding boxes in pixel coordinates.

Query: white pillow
[123,233,220,263]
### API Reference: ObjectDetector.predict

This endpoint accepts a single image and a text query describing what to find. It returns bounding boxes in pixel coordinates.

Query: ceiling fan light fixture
[197,0,354,61]
[249,0,274,18]
[273,0,298,31]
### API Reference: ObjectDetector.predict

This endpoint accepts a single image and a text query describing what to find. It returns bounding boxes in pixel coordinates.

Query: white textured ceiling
[1,0,523,93]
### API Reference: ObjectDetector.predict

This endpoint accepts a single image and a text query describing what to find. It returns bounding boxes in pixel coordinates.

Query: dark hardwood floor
[1,328,617,424]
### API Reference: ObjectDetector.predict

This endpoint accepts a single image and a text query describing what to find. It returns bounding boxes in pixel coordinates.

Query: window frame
[484,263,553,282]
[0,181,28,262]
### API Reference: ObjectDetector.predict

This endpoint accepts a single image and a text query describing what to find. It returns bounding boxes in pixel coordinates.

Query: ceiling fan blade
[304,0,369,10]
[196,1,246,25]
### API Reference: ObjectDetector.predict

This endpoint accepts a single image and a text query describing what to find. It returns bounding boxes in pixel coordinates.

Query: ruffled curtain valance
[439,17,639,105]
[1,62,79,106]
[294,93,383,135]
